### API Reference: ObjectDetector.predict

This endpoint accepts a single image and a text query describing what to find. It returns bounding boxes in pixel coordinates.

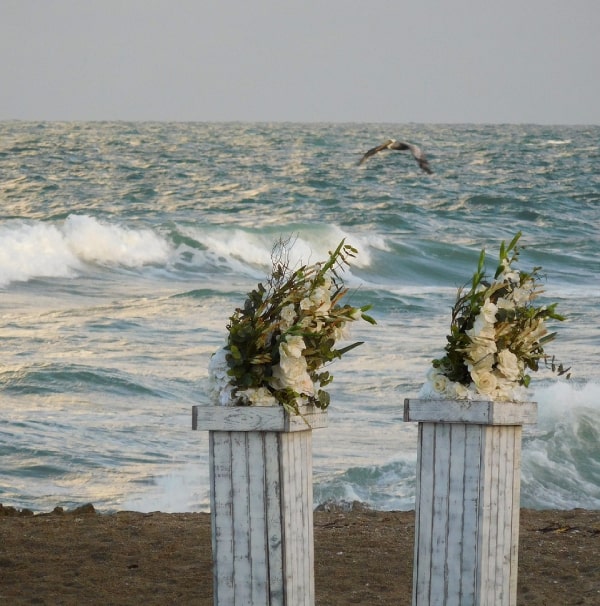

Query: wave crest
[0,215,172,286]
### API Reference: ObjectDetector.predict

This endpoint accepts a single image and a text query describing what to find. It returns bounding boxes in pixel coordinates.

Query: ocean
[1,121,598,513]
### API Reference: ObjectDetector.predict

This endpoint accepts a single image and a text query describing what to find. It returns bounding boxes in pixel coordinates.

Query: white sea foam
[0,221,83,286]
[63,215,172,266]
[0,215,172,286]
[121,463,210,513]
[520,380,600,509]
[179,223,386,278]
[116,380,600,514]
[312,380,600,513]
[532,380,600,425]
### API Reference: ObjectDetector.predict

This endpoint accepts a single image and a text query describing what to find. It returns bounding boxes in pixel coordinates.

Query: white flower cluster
[207,239,374,409]
[421,233,566,402]
[421,293,529,402]
[208,280,345,406]
[271,335,314,396]
[210,283,331,406]
[207,346,231,406]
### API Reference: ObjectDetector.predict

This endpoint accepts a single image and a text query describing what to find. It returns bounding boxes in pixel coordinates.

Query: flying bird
[358,139,432,174]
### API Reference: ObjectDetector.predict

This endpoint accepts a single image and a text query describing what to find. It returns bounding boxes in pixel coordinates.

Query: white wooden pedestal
[192,405,327,606]
[404,398,537,606]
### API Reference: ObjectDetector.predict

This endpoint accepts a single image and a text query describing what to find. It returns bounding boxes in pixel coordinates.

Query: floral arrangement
[422,232,570,401]
[208,238,376,413]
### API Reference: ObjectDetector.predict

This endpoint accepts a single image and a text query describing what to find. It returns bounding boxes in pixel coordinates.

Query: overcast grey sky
[1,0,599,124]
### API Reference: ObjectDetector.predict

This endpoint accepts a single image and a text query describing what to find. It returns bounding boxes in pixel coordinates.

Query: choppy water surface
[1,121,599,512]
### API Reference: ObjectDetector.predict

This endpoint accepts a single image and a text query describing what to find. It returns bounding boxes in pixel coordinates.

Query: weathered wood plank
[412,423,423,604]
[484,426,500,605]
[477,426,493,603]
[430,423,450,605]
[509,427,522,606]
[264,432,284,604]
[247,432,268,605]
[283,430,314,605]
[280,431,312,605]
[413,422,435,604]
[231,432,252,604]
[460,425,482,605]
[495,427,509,606]
[192,405,328,432]
[210,432,235,605]
[304,431,316,604]
[446,423,467,604]
[281,432,297,605]
[303,431,316,604]
[404,398,537,425]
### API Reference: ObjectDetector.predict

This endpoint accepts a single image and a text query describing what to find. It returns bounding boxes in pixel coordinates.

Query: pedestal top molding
[404,398,537,425]
[192,404,329,432]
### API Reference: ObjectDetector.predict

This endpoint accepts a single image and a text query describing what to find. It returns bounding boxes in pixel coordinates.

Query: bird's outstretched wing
[358,139,395,165]
[401,143,432,174]
[359,138,433,174]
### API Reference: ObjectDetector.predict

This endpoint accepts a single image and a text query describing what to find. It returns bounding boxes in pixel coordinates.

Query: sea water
[0,121,598,513]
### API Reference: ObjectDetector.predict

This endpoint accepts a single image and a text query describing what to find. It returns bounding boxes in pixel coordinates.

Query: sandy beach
[1,503,598,605]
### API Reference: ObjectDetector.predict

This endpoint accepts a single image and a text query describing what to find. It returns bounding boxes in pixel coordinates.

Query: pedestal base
[405,398,537,606]
[193,405,327,606]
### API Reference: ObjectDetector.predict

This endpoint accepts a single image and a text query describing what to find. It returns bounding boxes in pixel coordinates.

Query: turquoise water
[1,121,599,512]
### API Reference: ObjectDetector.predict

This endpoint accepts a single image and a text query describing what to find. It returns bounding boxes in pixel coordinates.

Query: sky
[1,0,599,124]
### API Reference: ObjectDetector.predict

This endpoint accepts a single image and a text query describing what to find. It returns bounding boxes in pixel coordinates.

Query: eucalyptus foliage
[426,232,570,401]
[208,239,375,413]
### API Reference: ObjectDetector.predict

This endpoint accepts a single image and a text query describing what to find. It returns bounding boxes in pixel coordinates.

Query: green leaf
[507,231,522,253]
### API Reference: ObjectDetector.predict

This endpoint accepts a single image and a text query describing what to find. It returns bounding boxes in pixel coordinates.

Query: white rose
[299,297,312,311]
[208,346,229,381]
[310,286,332,312]
[466,315,485,338]
[280,304,297,328]
[271,359,315,395]
[237,386,278,407]
[480,298,498,324]
[270,363,287,390]
[294,373,315,396]
[497,349,521,382]
[271,338,314,396]
[467,313,496,339]
[452,381,471,399]
[333,322,349,342]
[496,297,515,311]
[278,351,302,375]
[280,335,306,359]
[208,346,235,405]
[477,325,497,341]
[444,380,470,400]
[511,280,534,306]
[466,334,497,368]
[427,369,449,395]
[470,368,498,396]
[467,356,494,373]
